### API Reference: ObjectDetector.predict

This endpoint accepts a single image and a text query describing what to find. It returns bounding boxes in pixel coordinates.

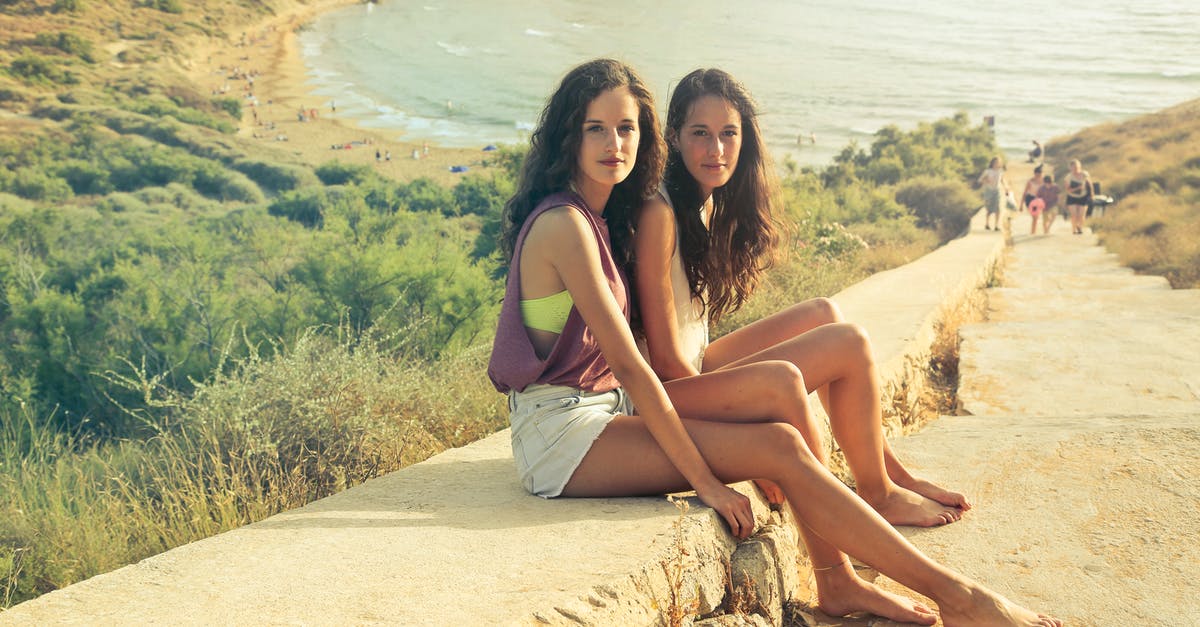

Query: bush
[4,167,73,202]
[314,161,373,186]
[398,177,453,215]
[212,97,241,120]
[96,192,149,213]
[51,0,83,11]
[268,188,326,228]
[149,0,183,13]
[191,162,265,204]
[231,159,315,194]
[452,173,512,217]
[894,176,979,242]
[10,51,74,86]
[33,32,96,63]
[57,160,113,196]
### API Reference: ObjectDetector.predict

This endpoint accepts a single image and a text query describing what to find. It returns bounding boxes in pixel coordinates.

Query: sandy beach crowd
[185,0,497,186]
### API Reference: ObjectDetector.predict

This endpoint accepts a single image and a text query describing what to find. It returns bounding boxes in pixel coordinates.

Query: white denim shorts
[507,383,632,498]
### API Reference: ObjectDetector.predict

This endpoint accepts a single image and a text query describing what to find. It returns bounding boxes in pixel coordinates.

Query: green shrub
[33,32,96,63]
[125,98,234,134]
[149,0,183,13]
[56,160,113,196]
[10,51,74,86]
[452,173,512,217]
[268,188,326,227]
[231,159,315,194]
[398,177,453,215]
[4,167,72,202]
[191,162,265,204]
[96,192,149,213]
[51,0,83,11]
[894,176,979,242]
[212,97,241,120]
[314,161,373,186]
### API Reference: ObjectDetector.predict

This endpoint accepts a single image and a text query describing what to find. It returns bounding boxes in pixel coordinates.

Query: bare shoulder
[524,204,595,254]
[637,194,677,231]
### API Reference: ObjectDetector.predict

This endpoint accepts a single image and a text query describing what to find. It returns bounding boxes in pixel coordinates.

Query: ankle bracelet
[811,559,848,572]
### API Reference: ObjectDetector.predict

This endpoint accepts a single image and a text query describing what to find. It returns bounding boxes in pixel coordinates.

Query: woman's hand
[694,481,755,539]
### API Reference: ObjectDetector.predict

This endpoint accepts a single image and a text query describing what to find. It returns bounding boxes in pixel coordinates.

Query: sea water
[298,0,1200,167]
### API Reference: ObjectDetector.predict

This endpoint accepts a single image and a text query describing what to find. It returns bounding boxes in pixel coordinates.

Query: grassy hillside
[1045,99,1200,288]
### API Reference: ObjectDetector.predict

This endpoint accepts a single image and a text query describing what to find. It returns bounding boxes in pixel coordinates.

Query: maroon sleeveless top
[487,191,628,394]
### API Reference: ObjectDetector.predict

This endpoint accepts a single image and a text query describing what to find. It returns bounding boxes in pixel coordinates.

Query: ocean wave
[524,28,551,37]
[437,41,471,57]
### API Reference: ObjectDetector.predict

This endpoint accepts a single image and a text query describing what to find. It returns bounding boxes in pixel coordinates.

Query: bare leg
[707,315,969,526]
[663,361,824,506]
[565,418,1061,626]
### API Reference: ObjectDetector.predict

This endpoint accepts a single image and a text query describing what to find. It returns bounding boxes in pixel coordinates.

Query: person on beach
[487,57,1061,627]
[1022,164,1043,213]
[1037,174,1061,234]
[976,156,1009,231]
[1063,159,1093,235]
[630,68,968,528]
[1027,140,1043,163]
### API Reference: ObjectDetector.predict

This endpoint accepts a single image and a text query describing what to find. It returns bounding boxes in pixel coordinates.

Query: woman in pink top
[489,58,1060,627]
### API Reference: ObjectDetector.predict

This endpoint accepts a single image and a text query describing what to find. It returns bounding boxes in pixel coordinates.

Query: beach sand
[185,0,501,187]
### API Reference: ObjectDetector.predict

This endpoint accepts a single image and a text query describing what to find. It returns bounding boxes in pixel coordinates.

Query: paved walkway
[883,217,1200,626]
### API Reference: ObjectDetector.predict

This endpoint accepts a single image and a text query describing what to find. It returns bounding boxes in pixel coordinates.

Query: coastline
[185,0,496,186]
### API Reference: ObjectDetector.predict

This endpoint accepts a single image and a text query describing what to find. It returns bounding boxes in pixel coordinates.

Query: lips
[600,159,624,167]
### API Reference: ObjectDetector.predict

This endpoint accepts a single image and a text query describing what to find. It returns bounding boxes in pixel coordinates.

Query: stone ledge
[1,213,1006,626]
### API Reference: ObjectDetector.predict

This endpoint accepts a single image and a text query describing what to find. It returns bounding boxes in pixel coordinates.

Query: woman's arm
[634,197,702,381]
[525,207,750,528]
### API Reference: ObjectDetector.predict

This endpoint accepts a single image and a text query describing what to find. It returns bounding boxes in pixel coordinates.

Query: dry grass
[0,328,505,607]
[1045,98,1200,288]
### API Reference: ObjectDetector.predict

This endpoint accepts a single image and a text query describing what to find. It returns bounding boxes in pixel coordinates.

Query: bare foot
[940,584,1062,627]
[753,478,786,505]
[814,565,937,625]
[866,485,963,527]
[899,475,972,511]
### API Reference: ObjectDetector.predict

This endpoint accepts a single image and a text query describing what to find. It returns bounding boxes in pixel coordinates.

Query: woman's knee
[758,422,822,469]
[831,322,875,364]
[810,297,843,324]
[762,360,807,401]
[789,297,843,326]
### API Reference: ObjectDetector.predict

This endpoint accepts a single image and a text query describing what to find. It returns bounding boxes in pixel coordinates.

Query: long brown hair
[661,68,779,324]
[499,59,665,267]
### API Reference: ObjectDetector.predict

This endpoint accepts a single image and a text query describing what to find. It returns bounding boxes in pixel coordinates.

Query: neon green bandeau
[520,289,573,334]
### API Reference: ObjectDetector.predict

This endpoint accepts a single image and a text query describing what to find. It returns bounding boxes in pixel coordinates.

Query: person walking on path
[488,57,1061,627]
[1037,174,1061,234]
[977,156,1010,231]
[1064,159,1093,235]
[631,68,969,528]
[1022,164,1043,213]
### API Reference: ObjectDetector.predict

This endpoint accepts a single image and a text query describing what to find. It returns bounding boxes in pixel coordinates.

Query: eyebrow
[585,118,638,124]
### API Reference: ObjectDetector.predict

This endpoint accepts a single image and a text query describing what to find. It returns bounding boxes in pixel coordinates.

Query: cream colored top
[645,185,709,371]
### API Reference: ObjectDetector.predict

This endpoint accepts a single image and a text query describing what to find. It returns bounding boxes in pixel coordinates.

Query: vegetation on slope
[1046,99,1200,288]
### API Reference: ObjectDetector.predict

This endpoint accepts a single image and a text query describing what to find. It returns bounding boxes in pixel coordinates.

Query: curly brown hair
[660,68,780,324]
[499,59,666,268]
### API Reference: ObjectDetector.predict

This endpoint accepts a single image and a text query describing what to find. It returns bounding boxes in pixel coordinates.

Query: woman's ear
[665,128,678,149]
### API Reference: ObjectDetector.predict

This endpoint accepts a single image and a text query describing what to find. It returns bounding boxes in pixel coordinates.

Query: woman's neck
[572,177,612,216]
